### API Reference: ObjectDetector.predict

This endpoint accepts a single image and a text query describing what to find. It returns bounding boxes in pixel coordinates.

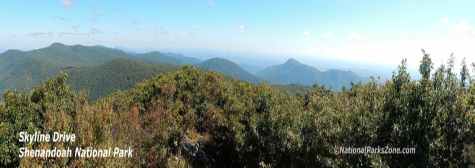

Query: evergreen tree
[461,58,470,88]
[420,49,433,81]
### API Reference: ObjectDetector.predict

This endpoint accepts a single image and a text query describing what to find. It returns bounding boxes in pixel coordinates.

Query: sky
[2,0,475,69]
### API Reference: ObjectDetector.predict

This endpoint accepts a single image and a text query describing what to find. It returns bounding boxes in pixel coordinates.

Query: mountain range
[0,43,364,99]
[132,51,200,65]
[196,58,260,83]
[0,43,170,96]
[257,58,363,89]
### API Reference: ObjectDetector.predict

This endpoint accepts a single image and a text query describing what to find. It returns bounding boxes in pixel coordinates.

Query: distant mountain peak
[207,57,235,63]
[199,58,240,68]
[197,57,260,83]
[257,58,362,88]
[3,49,23,55]
[284,58,301,65]
[50,42,67,48]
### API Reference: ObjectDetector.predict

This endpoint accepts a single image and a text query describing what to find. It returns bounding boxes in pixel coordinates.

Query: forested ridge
[0,43,190,94]
[256,58,363,89]
[67,58,177,100]
[0,43,364,95]
[1,52,474,167]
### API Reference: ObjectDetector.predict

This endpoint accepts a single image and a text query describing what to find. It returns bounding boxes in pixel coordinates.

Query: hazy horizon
[3,0,475,71]
[1,42,399,78]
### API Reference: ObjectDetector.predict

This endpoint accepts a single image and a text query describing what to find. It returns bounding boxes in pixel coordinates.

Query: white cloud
[320,31,334,40]
[348,32,365,41]
[303,31,311,37]
[451,20,475,38]
[440,16,449,24]
[300,20,475,68]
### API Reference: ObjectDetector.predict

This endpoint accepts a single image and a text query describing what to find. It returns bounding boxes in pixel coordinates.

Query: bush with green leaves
[1,52,474,167]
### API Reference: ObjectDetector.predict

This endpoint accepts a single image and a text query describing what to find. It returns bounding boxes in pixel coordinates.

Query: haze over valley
[0,43,368,99]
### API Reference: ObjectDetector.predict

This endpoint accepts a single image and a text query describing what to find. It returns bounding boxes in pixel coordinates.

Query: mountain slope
[67,58,177,100]
[133,51,201,65]
[21,43,130,67]
[0,43,192,95]
[0,43,131,92]
[257,58,363,89]
[257,59,322,85]
[0,58,61,92]
[196,58,260,83]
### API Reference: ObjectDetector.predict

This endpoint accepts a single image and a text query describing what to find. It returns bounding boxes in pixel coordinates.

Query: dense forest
[0,43,364,96]
[67,58,177,100]
[0,43,194,94]
[1,51,474,167]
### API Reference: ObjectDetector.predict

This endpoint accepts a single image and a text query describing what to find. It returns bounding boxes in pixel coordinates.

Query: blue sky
[1,0,475,67]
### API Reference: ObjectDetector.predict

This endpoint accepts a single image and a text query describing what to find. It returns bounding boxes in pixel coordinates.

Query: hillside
[196,58,261,83]
[0,43,262,95]
[257,58,363,89]
[134,51,201,65]
[0,43,128,73]
[0,43,130,94]
[67,58,177,100]
[0,43,193,95]
[1,56,473,167]
[19,43,130,67]
[0,58,61,92]
[0,43,366,96]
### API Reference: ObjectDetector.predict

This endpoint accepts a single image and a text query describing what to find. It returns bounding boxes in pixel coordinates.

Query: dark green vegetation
[133,51,201,65]
[257,58,363,89]
[1,43,363,100]
[273,84,312,96]
[67,58,177,100]
[0,43,195,95]
[0,57,61,92]
[1,51,474,167]
[197,58,261,83]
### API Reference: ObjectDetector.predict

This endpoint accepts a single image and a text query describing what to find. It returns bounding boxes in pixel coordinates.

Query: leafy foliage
[0,52,474,167]
[67,58,177,100]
